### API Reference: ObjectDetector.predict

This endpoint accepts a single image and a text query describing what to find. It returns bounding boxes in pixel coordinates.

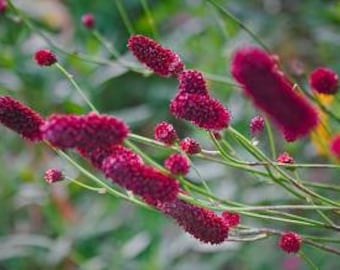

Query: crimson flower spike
[231,46,318,142]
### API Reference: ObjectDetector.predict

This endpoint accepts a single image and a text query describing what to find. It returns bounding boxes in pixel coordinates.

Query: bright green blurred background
[0,0,340,269]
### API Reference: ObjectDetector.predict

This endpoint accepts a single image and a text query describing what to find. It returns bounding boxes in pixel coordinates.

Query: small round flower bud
[34,49,57,66]
[154,121,178,145]
[277,152,294,164]
[180,137,201,155]
[81,13,95,29]
[0,0,7,13]
[44,169,64,184]
[250,115,265,137]
[164,153,190,175]
[330,134,340,159]
[309,67,338,95]
[279,232,302,253]
[222,211,240,227]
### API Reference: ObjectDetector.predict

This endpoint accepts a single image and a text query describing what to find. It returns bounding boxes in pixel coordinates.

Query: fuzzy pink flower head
[81,13,95,29]
[154,121,178,145]
[277,152,294,164]
[178,70,209,96]
[127,34,184,77]
[222,211,240,227]
[279,232,302,253]
[44,168,64,184]
[250,115,265,137]
[309,67,338,95]
[164,153,190,175]
[34,49,57,66]
[0,0,7,13]
[170,93,231,131]
[330,134,340,159]
[0,96,44,141]
[160,199,229,244]
[231,46,318,142]
[180,137,201,155]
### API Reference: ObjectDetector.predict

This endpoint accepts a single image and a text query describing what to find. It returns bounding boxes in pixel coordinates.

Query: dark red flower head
[127,34,184,77]
[309,67,338,95]
[222,211,240,227]
[160,199,229,244]
[330,134,340,159]
[154,121,178,145]
[0,96,44,141]
[44,168,64,184]
[0,0,7,13]
[231,46,318,142]
[178,70,209,96]
[279,232,302,253]
[180,137,201,155]
[250,115,265,137]
[170,93,231,131]
[277,152,294,164]
[164,153,190,175]
[81,13,95,29]
[34,49,57,66]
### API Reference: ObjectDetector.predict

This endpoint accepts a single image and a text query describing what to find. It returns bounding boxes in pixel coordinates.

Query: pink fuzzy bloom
[170,93,230,131]
[34,49,57,66]
[330,134,340,159]
[127,35,184,77]
[277,152,294,164]
[178,70,209,96]
[81,13,95,29]
[279,232,302,253]
[0,0,7,13]
[164,153,190,175]
[222,211,240,227]
[180,137,201,155]
[102,147,179,205]
[250,115,265,137]
[0,96,44,141]
[309,67,338,95]
[44,168,64,184]
[154,121,178,145]
[160,199,229,244]
[231,46,318,142]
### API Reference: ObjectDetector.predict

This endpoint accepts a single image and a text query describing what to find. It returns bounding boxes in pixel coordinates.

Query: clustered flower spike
[279,232,302,253]
[309,67,338,95]
[0,0,7,13]
[81,13,95,29]
[330,134,340,159]
[180,137,201,155]
[164,153,190,175]
[127,35,184,77]
[160,199,229,244]
[154,121,178,145]
[178,70,209,96]
[34,49,57,66]
[44,169,64,184]
[250,115,265,137]
[222,211,240,227]
[277,152,294,164]
[0,96,44,141]
[231,46,318,142]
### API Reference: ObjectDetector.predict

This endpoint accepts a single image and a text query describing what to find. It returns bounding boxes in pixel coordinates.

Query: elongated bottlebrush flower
[309,67,338,95]
[44,168,64,184]
[160,199,229,244]
[154,121,178,145]
[330,134,340,159]
[178,70,209,96]
[170,93,231,131]
[128,35,184,77]
[34,49,57,66]
[231,46,318,141]
[164,153,190,175]
[0,96,44,141]
[279,232,302,253]
[180,137,201,155]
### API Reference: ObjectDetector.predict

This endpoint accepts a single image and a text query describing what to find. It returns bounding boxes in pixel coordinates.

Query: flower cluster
[309,67,338,95]
[44,169,65,184]
[154,121,178,145]
[277,152,294,164]
[164,153,190,175]
[279,232,302,253]
[250,115,265,137]
[180,137,201,155]
[222,211,240,227]
[34,49,57,66]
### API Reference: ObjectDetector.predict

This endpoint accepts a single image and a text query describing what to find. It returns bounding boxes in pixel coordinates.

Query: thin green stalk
[140,0,159,39]
[264,117,276,159]
[115,0,135,35]
[299,251,319,270]
[65,176,106,193]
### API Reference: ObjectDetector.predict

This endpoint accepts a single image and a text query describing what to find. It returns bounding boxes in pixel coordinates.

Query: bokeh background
[0,0,340,269]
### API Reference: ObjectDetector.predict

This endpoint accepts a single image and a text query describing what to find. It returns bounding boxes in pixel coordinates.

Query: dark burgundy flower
[34,49,57,66]
[164,153,190,175]
[222,211,240,227]
[309,67,338,95]
[277,152,294,164]
[0,0,7,13]
[330,134,340,159]
[154,121,178,145]
[170,93,231,131]
[279,232,302,253]
[159,199,229,244]
[127,34,184,77]
[250,115,265,137]
[178,70,209,96]
[231,46,318,142]
[180,137,201,155]
[81,13,95,29]
[44,168,64,184]
[0,96,44,141]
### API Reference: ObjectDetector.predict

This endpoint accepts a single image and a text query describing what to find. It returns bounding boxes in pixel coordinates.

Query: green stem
[65,176,106,193]
[140,0,159,39]
[115,0,135,35]
[264,117,276,159]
